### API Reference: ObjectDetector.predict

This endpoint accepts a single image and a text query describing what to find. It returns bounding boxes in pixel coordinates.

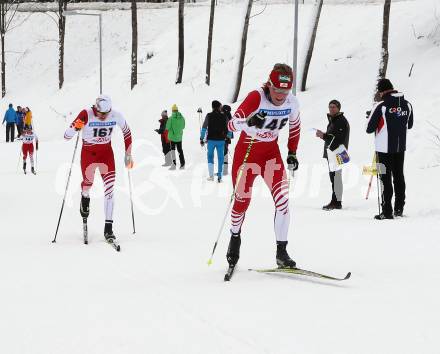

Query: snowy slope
[1,1,440,353]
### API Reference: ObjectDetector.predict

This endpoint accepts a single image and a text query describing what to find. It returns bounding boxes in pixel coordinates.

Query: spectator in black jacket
[200,100,228,182]
[155,110,172,166]
[316,99,350,210]
[366,78,413,219]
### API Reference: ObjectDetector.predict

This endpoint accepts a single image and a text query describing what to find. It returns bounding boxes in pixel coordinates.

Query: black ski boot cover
[226,233,241,266]
[104,221,116,241]
[80,195,90,218]
[276,241,296,268]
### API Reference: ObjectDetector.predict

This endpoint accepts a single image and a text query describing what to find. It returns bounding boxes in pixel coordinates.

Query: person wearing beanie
[224,63,301,271]
[200,100,228,182]
[315,99,350,210]
[366,78,414,219]
[155,110,172,166]
[166,104,186,169]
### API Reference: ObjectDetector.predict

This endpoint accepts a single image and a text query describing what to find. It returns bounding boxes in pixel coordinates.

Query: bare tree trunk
[232,0,253,103]
[0,1,19,97]
[205,0,215,85]
[1,3,6,98]
[374,0,391,101]
[378,0,391,79]
[175,0,184,84]
[58,0,67,90]
[300,0,323,92]
[131,0,138,89]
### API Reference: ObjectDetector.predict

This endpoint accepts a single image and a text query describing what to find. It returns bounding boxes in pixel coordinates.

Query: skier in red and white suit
[22,126,38,175]
[226,63,301,268]
[64,95,133,241]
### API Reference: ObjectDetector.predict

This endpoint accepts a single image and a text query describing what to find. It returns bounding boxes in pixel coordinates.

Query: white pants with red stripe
[231,139,290,242]
[80,147,116,222]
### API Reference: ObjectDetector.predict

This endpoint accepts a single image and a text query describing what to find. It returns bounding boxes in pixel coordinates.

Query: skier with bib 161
[64,95,133,244]
[22,126,39,175]
[225,63,301,270]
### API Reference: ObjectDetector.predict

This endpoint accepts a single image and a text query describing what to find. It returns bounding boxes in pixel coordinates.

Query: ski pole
[52,134,80,243]
[197,108,206,151]
[375,152,382,215]
[16,149,22,173]
[207,138,254,266]
[365,175,373,200]
[127,169,136,234]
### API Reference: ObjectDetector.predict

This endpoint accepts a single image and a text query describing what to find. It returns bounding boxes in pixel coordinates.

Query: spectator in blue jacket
[16,106,25,138]
[3,103,16,142]
[200,100,228,183]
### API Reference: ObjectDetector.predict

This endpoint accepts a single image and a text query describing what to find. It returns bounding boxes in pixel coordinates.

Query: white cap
[96,94,112,113]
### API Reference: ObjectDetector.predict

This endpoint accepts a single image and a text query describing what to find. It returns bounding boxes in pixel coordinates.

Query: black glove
[225,137,231,144]
[286,151,298,171]
[246,112,267,129]
[154,129,160,134]
[200,139,205,147]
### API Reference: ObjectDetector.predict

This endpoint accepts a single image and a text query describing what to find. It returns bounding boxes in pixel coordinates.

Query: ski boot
[169,164,177,171]
[217,176,222,183]
[276,241,296,269]
[226,232,241,266]
[104,221,116,242]
[31,167,36,175]
[80,195,90,218]
[23,162,27,175]
[207,176,214,181]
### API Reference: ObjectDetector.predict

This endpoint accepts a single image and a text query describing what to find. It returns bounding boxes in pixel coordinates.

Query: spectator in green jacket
[166,104,186,170]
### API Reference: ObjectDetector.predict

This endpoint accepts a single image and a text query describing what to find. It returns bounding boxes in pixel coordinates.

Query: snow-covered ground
[1,1,440,353]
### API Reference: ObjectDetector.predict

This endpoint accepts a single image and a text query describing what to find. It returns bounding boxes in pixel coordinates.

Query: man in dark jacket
[366,78,413,219]
[155,110,172,166]
[2,103,17,142]
[16,106,25,138]
[316,99,350,210]
[200,100,228,182]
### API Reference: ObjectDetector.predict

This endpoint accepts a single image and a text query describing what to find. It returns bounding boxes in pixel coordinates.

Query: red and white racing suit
[22,132,38,167]
[227,88,301,242]
[64,107,132,222]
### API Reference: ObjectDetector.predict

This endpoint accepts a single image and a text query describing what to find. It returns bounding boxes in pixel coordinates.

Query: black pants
[6,123,15,142]
[329,169,343,203]
[377,152,406,215]
[161,138,171,156]
[170,141,185,167]
[17,124,23,138]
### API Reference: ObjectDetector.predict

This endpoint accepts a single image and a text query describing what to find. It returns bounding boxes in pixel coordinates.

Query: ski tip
[344,272,351,280]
